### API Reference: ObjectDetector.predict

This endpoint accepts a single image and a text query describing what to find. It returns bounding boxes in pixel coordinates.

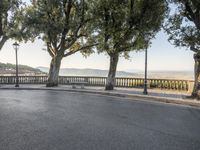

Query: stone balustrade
[0,76,194,92]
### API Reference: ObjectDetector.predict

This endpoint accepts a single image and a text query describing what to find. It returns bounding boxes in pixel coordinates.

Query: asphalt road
[0,90,200,150]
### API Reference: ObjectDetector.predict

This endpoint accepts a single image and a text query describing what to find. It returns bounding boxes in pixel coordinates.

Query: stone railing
[0,76,194,92]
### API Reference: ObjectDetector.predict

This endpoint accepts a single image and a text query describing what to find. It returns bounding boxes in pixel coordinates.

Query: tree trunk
[46,55,62,87]
[0,36,8,50]
[191,53,200,100]
[105,53,119,90]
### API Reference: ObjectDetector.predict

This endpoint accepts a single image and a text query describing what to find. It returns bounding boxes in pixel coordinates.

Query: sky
[0,29,194,72]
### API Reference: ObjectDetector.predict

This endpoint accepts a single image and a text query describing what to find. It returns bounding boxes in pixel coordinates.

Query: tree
[23,0,96,87]
[0,0,23,50]
[164,0,200,99]
[90,0,167,90]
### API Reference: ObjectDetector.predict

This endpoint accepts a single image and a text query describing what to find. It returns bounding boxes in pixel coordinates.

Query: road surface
[0,90,200,150]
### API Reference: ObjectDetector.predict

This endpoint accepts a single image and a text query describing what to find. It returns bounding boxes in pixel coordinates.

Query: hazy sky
[0,29,194,72]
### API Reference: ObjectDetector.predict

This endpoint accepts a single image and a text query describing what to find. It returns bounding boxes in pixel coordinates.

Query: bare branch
[63,43,98,57]
[0,36,8,50]
[190,45,199,53]
[59,0,73,50]
[46,42,55,57]
[0,15,3,36]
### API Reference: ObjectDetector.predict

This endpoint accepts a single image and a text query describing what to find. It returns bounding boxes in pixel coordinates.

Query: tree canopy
[165,0,200,52]
[22,0,95,58]
[91,0,168,57]
[0,0,23,50]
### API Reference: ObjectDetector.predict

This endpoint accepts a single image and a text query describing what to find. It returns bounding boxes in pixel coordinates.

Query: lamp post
[13,42,20,87]
[143,46,148,95]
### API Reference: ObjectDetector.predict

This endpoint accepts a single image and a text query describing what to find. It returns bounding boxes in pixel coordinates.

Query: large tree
[23,0,96,87]
[0,0,23,50]
[90,0,167,90]
[165,0,200,99]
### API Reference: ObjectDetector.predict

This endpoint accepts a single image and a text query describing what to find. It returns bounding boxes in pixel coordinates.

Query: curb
[0,87,200,108]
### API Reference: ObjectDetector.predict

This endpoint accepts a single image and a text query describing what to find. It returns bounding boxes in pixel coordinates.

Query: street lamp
[143,46,148,95]
[13,42,20,87]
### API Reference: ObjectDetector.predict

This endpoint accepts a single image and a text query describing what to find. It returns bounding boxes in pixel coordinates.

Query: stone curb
[0,87,200,108]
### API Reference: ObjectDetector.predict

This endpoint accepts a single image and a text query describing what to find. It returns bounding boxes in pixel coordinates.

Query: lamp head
[13,42,19,50]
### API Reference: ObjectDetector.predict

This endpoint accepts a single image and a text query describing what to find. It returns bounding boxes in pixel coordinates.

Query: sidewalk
[0,84,200,108]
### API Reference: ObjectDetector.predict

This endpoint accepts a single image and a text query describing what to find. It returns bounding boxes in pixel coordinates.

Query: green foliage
[0,0,24,50]
[165,0,200,52]
[22,0,96,58]
[89,0,168,57]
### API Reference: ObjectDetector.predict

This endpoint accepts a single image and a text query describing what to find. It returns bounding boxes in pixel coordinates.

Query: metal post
[13,42,19,87]
[15,48,19,87]
[143,47,148,95]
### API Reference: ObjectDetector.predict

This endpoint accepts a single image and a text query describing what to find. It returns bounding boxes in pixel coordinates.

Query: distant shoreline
[0,62,194,80]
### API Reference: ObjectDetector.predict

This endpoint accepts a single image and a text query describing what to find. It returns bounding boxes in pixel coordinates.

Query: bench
[70,81,88,89]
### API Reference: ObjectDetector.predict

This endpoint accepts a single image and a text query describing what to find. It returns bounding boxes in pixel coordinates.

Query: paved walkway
[1,89,200,150]
[0,84,200,107]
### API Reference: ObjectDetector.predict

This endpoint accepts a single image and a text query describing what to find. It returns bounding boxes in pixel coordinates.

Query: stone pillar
[188,80,194,94]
